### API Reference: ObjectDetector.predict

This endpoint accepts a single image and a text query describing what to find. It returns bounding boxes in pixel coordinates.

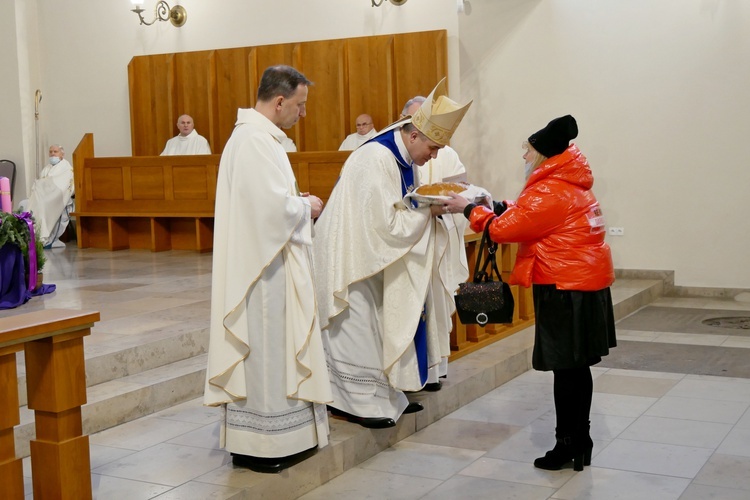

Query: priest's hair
[257,65,314,102]
[401,96,426,116]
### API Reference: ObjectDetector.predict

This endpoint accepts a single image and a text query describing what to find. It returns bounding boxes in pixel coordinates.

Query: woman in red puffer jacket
[443,115,616,473]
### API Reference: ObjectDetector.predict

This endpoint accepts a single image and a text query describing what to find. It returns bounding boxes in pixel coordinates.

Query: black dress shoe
[403,402,424,414]
[328,406,396,429]
[422,381,442,392]
[231,445,318,473]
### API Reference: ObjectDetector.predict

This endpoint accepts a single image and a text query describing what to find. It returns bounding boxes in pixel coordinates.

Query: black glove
[493,201,507,216]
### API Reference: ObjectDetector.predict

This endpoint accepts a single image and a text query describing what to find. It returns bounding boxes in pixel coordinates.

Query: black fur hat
[528,115,578,158]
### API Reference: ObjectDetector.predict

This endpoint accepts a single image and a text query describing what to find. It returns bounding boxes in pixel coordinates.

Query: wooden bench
[73,211,215,252]
[72,134,349,252]
[1,309,100,500]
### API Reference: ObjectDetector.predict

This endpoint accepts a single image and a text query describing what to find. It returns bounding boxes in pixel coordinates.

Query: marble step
[611,278,666,321]
[15,354,208,458]
[15,325,209,407]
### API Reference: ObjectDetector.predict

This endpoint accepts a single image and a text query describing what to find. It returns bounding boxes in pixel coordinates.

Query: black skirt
[532,284,617,371]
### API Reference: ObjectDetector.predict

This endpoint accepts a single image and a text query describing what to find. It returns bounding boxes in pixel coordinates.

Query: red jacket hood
[526,144,593,191]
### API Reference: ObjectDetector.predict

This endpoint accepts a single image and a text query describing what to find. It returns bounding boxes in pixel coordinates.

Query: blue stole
[369,130,429,386]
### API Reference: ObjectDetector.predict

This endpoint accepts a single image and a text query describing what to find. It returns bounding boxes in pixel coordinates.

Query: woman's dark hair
[257,65,313,102]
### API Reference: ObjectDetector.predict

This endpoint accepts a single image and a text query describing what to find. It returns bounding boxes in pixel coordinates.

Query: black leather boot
[533,428,585,471]
[580,421,593,467]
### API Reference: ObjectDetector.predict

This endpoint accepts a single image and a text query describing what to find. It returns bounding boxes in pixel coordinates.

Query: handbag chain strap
[474,217,503,283]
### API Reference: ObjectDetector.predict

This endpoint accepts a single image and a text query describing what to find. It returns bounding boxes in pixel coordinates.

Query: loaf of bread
[415,182,468,196]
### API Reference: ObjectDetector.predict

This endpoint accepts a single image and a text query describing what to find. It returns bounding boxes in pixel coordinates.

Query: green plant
[0,211,46,272]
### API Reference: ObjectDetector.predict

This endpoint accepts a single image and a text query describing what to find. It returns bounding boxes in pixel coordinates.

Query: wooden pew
[72,134,350,252]
[0,309,100,500]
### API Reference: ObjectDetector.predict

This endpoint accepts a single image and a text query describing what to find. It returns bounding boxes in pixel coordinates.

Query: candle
[0,176,11,212]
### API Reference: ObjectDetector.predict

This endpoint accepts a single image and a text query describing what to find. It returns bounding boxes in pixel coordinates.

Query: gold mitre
[411,78,472,146]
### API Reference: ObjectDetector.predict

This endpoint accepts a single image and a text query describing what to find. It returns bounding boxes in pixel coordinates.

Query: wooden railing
[0,309,100,500]
[450,230,535,360]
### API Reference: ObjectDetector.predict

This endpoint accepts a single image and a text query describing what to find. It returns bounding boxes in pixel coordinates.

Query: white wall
[1,1,25,199]
[5,0,750,289]
[454,0,750,288]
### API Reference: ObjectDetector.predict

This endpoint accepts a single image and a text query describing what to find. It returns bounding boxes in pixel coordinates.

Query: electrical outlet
[608,227,624,236]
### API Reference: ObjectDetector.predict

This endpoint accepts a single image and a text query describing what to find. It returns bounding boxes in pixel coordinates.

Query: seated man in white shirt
[338,114,377,151]
[161,114,212,155]
[19,145,75,249]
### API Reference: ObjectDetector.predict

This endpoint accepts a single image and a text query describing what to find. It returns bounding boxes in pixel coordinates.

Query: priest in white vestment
[19,144,74,248]
[313,79,472,429]
[204,65,332,473]
[338,113,377,150]
[405,97,470,391]
[161,114,211,155]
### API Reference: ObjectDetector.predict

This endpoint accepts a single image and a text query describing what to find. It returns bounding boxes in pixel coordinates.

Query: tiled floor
[6,244,750,499]
[32,364,750,500]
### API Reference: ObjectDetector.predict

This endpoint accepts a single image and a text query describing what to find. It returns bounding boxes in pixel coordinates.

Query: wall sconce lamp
[372,0,408,6]
[130,0,187,27]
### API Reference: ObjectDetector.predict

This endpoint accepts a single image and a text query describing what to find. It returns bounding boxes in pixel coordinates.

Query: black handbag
[454,222,515,325]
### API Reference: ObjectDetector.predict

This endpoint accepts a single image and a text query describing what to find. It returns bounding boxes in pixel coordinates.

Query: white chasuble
[161,129,211,155]
[204,108,331,457]
[25,158,74,245]
[338,128,377,151]
[313,134,442,420]
[418,146,470,382]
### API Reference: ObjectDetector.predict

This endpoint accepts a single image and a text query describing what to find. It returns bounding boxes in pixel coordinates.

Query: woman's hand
[440,192,472,215]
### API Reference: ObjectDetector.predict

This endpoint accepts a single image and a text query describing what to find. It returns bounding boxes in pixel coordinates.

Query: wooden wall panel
[288,151,350,204]
[393,31,448,113]
[128,54,174,156]
[345,35,396,136]
[129,31,447,156]
[172,51,216,153]
[298,40,347,152]
[215,48,253,154]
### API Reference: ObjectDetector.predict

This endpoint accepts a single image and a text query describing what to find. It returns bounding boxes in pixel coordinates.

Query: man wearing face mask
[19,144,75,248]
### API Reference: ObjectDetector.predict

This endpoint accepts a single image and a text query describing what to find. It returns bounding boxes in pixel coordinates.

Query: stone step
[611,277,666,321]
[15,354,207,458]
[15,325,208,407]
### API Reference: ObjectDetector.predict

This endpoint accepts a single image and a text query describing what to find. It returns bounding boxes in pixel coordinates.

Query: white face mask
[524,161,535,179]
[49,156,61,166]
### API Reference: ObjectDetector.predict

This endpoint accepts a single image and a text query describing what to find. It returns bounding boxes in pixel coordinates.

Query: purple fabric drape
[0,243,31,309]
[13,212,37,291]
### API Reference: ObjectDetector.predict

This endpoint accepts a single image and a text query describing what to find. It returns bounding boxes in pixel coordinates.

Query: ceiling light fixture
[130,0,187,27]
